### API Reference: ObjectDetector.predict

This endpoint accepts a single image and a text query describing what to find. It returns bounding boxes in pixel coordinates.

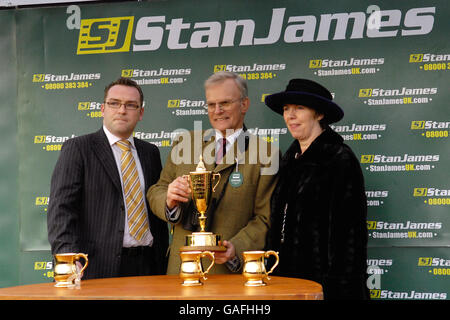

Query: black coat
[267,127,369,300]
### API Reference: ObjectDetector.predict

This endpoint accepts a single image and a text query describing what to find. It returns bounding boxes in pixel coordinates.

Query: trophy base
[181,279,204,286]
[180,245,226,252]
[244,279,267,287]
[54,281,76,288]
[182,232,226,252]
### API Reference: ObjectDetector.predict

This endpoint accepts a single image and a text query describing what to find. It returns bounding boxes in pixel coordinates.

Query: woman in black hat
[265,79,369,300]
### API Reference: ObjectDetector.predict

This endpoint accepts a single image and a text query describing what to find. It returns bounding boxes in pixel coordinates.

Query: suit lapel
[91,129,122,193]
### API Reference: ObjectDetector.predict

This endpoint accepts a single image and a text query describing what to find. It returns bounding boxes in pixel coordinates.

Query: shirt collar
[103,125,135,149]
[215,127,243,146]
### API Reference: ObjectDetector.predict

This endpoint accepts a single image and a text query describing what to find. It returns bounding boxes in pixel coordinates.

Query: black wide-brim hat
[265,79,344,124]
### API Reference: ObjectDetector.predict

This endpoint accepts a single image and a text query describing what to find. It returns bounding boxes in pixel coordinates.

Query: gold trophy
[179,251,215,286]
[242,250,279,286]
[180,155,225,252]
[53,253,88,288]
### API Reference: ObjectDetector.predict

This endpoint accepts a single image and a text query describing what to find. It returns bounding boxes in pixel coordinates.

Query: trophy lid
[194,155,207,172]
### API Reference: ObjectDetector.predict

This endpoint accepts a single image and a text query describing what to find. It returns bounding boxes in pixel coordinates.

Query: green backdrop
[0,0,449,299]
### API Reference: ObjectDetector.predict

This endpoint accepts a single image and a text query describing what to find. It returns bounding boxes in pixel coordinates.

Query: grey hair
[204,71,248,98]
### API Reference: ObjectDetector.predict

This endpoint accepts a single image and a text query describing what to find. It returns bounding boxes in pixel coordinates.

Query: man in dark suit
[47,77,168,279]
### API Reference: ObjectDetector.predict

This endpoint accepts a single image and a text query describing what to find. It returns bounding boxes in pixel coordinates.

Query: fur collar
[282,126,344,167]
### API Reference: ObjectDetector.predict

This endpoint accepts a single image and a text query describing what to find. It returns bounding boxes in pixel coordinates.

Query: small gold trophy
[53,253,88,288]
[179,251,215,286]
[180,155,225,252]
[242,250,279,286]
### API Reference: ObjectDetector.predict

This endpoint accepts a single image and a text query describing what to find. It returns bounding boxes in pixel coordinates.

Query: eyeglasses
[206,98,242,111]
[105,101,140,110]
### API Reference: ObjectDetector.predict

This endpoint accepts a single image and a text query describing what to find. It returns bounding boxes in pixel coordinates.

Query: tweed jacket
[148,128,279,274]
[47,128,168,279]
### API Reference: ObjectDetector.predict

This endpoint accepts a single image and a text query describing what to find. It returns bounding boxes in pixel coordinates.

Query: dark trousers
[119,246,154,277]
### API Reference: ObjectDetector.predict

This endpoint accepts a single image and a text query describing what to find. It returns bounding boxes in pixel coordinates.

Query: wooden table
[0,274,323,300]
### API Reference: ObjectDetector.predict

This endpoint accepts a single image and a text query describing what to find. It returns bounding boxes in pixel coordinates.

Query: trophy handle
[200,251,215,280]
[264,250,279,279]
[212,173,221,192]
[74,253,89,275]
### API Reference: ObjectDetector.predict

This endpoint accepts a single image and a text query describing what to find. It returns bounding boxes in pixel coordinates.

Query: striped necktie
[116,140,149,241]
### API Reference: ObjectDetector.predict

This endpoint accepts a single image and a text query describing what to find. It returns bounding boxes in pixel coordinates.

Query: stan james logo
[77,17,134,55]
[409,53,450,63]
[78,101,102,110]
[410,54,424,63]
[358,87,437,97]
[121,69,133,77]
[214,65,226,72]
[413,187,449,197]
[213,63,285,73]
[418,257,450,267]
[361,154,439,163]
[121,68,191,78]
[34,134,76,144]
[309,57,384,68]
[413,188,428,197]
[361,155,374,163]
[167,99,205,108]
[411,120,450,130]
[32,73,101,82]
[168,100,179,108]
[359,89,373,97]
[309,60,322,68]
[69,7,436,55]
[33,74,45,82]
[411,121,426,129]
[367,220,442,230]
[78,102,90,110]
[418,257,433,266]
[35,196,49,206]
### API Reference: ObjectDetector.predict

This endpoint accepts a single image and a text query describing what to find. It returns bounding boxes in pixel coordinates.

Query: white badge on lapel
[229,157,243,187]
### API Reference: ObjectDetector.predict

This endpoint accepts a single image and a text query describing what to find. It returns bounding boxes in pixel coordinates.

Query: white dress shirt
[214,128,242,162]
